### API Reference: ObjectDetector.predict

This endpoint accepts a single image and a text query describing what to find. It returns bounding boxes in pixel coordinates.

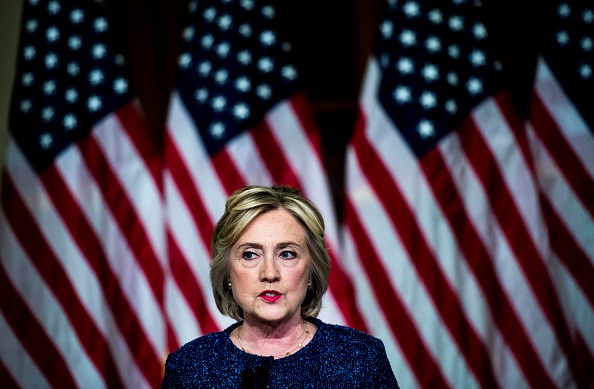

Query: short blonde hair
[210,185,331,321]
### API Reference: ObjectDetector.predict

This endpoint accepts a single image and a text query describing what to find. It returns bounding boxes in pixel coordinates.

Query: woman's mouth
[259,290,282,303]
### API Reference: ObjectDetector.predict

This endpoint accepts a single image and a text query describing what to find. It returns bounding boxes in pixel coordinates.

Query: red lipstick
[259,290,282,303]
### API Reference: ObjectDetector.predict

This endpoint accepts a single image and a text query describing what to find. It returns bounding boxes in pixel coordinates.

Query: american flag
[527,0,594,385]
[343,0,590,387]
[1,0,167,387]
[162,0,363,353]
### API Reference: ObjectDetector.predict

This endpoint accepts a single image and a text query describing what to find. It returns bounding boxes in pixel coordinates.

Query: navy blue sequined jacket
[162,318,399,388]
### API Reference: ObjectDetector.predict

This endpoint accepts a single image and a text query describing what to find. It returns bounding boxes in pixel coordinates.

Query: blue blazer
[162,318,399,388]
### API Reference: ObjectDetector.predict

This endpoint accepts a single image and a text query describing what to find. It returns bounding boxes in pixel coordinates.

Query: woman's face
[229,208,311,326]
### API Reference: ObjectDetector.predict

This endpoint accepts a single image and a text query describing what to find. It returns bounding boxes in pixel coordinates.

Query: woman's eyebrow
[235,243,263,250]
[235,241,303,250]
[276,241,303,249]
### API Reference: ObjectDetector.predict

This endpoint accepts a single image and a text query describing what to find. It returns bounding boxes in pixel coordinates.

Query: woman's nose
[260,254,280,283]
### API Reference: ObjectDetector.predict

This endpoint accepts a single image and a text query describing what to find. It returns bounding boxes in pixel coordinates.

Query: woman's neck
[233,317,314,358]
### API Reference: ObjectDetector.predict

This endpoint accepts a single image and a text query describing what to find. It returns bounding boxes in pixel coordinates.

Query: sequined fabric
[161,318,399,388]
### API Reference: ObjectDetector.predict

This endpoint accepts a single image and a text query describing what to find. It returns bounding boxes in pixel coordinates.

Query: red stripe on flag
[352,123,499,388]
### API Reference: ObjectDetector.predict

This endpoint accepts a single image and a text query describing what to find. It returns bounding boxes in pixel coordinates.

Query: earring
[307,281,312,288]
[228,282,232,289]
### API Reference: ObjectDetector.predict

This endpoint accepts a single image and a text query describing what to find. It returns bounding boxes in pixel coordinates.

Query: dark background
[105,0,538,218]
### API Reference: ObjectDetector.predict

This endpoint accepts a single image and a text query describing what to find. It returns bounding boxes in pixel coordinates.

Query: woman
[162,185,399,388]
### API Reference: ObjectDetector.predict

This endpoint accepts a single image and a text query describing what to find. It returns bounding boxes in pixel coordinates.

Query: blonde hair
[210,185,331,320]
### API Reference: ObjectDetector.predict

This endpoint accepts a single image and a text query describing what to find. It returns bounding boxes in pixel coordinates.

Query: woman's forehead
[236,209,306,245]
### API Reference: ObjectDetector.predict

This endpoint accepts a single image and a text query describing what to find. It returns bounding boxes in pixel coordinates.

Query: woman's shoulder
[315,319,380,339]
[308,318,397,385]
[168,322,239,362]
[168,331,224,360]
[312,318,384,350]
[162,324,245,387]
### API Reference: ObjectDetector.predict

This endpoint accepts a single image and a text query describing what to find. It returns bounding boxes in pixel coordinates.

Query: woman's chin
[248,309,299,326]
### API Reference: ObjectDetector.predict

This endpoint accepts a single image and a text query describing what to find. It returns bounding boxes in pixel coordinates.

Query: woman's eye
[242,251,257,260]
[279,250,297,260]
